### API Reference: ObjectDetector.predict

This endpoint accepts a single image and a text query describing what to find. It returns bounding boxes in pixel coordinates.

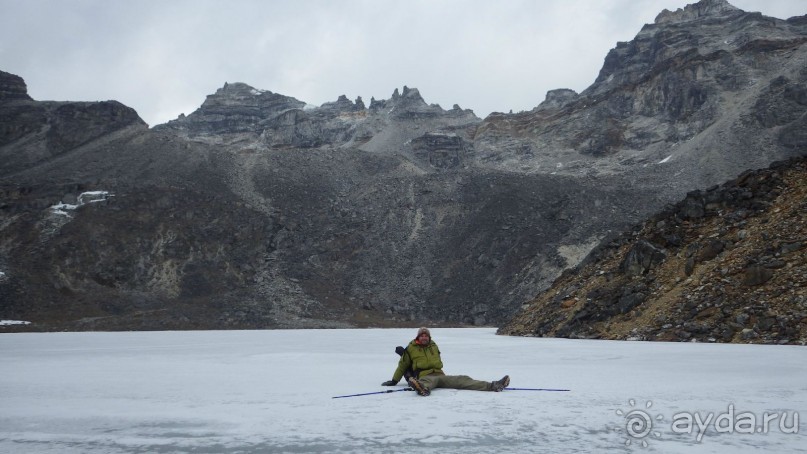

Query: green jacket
[393,339,444,382]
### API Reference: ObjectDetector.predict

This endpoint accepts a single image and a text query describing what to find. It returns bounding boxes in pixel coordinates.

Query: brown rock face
[500,157,807,345]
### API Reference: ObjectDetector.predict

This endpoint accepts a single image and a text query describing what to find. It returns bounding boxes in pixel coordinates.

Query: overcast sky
[1,0,804,127]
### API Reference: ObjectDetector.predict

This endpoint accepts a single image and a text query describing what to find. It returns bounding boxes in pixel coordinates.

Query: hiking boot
[408,377,431,396]
[491,375,510,392]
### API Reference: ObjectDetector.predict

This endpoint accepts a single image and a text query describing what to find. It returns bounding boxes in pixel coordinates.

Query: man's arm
[382,347,412,385]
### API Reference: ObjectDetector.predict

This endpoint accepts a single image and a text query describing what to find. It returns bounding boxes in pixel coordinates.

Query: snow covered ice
[1,328,805,453]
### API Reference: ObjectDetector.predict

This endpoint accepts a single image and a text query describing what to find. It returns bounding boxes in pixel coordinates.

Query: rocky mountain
[474,0,807,182]
[1,0,805,332]
[0,72,146,177]
[154,83,481,158]
[499,157,806,345]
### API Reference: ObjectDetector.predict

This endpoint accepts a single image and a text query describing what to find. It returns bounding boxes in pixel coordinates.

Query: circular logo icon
[616,399,663,447]
[625,409,653,439]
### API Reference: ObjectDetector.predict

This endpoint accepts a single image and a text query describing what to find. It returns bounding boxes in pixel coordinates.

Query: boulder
[620,240,667,276]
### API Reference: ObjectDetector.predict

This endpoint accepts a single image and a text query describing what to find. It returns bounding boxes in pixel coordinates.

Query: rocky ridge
[0,70,147,176]
[156,83,480,164]
[499,157,807,345]
[473,0,807,184]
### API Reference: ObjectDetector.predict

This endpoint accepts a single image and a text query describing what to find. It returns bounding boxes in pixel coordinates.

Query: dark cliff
[0,70,147,176]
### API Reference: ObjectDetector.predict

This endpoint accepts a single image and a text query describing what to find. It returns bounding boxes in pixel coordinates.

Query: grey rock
[697,239,725,262]
[410,132,467,168]
[620,240,667,276]
[654,0,741,24]
[757,316,777,331]
[615,292,646,314]
[740,328,758,340]
[535,89,578,110]
[743,265,774,286]
[0,70,32,101]
[780,242,803,254]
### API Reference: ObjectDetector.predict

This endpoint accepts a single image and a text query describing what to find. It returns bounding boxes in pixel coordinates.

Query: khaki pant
[418,373,492,391]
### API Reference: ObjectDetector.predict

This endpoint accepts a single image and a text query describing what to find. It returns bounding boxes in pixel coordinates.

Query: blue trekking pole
[505,387,570,392]
[332,388,414,399]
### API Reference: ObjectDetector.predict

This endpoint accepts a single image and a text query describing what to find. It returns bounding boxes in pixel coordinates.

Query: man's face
[418,333,430,344]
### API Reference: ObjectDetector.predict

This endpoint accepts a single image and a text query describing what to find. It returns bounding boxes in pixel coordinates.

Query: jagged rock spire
[655,0,742,24]
[0,70,33,101]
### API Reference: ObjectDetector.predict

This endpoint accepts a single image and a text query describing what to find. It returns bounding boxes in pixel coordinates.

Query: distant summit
[0,70,32,101]
[655,0,742,24]
[0,70,145,174]
[155,83,479,150]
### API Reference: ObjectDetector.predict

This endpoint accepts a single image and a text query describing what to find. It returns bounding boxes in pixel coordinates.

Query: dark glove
[381,380,398,386]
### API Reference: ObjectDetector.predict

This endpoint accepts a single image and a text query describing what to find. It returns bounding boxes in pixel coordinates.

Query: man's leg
[431,374,492,391]
[417,374,440,391]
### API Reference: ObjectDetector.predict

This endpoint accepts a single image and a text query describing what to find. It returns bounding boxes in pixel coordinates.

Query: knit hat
[416,327,431,338]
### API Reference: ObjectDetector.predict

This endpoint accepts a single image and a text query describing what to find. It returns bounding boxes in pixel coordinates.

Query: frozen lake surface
[1,328,805,453]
